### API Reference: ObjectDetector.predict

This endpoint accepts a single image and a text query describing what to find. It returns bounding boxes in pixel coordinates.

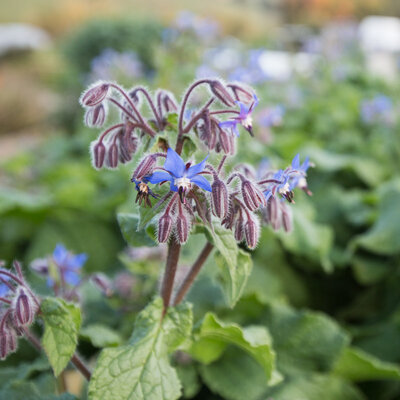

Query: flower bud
[281,204,293,233]
[176,209,190,244]
[30,258,49,276]
[160,90,178,113]
[85,104,107,127]
[211,179,229,219]
[218,127,234,155]
[91,273,113,297]
[227,83,254,103]
[13,287,37,327]
[241,180,266,211]
[234,215,244,242]
[0,326,17,360]
[80,82,110,107]
[209,80,236,107]
[266,196,279,224]
[132,154,157,180]
[92,141,106,169]
[158,212,173,243]
[244,215,260,249]
[107,143,119,168]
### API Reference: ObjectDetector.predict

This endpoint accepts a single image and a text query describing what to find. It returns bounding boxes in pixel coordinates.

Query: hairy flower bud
[160,90,178,113]
[227,83,254,103]
[281,204,293,233]
[92,141,106,169]
[80,82,110,107]
[0,326,17,360]
[91,273,113,297]
[107,143,119,168]
[266,196,279,224]
[158,212,173,243]
[234,213,244,242]
[132,154,157,180]
[241,180,266,211]
[244,215,260,249]
[13,287,36,327]
[85,104,107,127]
[176,208,190,244]
[209,80,236,107]
[30,258,49,276]
[218,126,234,155]
[211,179,229,219]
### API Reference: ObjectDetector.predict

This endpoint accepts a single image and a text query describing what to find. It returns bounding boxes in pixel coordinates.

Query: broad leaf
[80,324,122,348]
[41,298,81,377]
[333,346,400,382]
[88,298,192,400]
[189,313,276,381]
[117,213,156,247]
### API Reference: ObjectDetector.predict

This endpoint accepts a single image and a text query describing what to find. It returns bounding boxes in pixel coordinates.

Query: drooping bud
[244,214,260,249]
[158,211,173,243]
[30,258,49,276]
[132,154,157,180]
[281,203,293,233]
[0,326,17,360]
[211,179,229,219]
[176,205,190,244]
[241,180,266,211]
[234,213,245,242]
[84,104,107,127]
[91,140,106,169]
[266,196,279,224]
[160,90,178,113]
[218,126,234,155]
[13,287,36,327]
[91,273,113,297]
[118,137,132,164]
[209,80,236,107]
[107,143,119,168]
[80,82,110,107]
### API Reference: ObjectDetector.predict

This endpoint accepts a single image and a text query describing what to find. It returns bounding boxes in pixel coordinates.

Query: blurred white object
[359,16,400,53]
[258,51,292,81]
[0,23,51,56]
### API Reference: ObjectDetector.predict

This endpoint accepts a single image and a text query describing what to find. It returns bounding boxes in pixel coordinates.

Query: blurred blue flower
[219,94,259,136]
[52,244,87,286]
[257,105,285,128]
[147,148,211,199]
[360,95,393,124]
[0,277,10,296]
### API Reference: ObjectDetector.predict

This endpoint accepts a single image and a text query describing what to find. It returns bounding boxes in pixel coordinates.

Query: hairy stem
[135,87,163,129]
[24,329,92,381]
[161,239,181,315]
[173,242,214,305]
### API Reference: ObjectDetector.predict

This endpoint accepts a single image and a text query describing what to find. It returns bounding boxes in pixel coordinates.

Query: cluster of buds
[0,261,40,359]
[80,78,313,249]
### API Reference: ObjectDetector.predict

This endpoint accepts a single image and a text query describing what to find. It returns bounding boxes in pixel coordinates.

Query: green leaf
[176,364,201,399]
[189,312,276,381]
[80,324,122,348]
[199,224,251,307]
[181,135,197,160]
[165,113,178,131]
[41,297,82,377]
[260,303,349,376]
[117,213,156,247]
[333,347,400,382]
[88,298,193,400]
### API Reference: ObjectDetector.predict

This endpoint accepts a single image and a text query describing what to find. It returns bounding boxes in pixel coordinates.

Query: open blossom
[52,244,87,286]
[219,94,259,136]
[147,148,212,201]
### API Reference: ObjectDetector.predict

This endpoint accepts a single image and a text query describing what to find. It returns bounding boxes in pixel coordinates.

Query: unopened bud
[92,141,106,169]
[209,80,236,107]
[107,143,119,168]
[132,154,157,180]
[176,210,190,244]
[241,180,266,211]
[119,138,132,164]
[227,83,254,103]
[234,215,244,242]
[158,212,173,243]
[13,287,36,327]
[91,273,113,297]
[161,90,178,113]
[30,258,49,276]
[218,127,234,155]
[211,179,229,219]
[80,82,110,107]
[244,215,260,249]
[0,327,17,360]
[85,104,107,128]
[281,204,293,233]
[266,196,278,224]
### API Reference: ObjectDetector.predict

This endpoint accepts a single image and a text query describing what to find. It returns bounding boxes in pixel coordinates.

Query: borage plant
[1,78,312,400]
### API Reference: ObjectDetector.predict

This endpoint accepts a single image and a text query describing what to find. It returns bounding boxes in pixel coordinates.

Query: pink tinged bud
[81,82,110,107]
[0,328,17,360]
[133,154,157,180]
[227,83,254,103]
[176,212,190,244]
[158,212,173,243]
[92,141,106,169]
[14,288,36,327]
[85,104,107,127]
[161,91,178,113]
[281,204,293,233]
[211,179,229,219]
[244,216,259,249]
[219,127,234,155]
[241,180,266,211]
[91,273,113,297]
[234,216,244,242]
[209,80,236,107]
[107,143,119,168]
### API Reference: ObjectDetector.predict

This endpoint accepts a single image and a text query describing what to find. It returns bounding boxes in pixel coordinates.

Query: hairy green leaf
[41,298,81,377]
[117,213,156,247]
[80,324,122,348]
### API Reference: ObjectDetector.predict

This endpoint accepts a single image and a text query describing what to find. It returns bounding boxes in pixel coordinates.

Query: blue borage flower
[147,148,212,202]
[263,154,310,203]
[0,276,10,297]
[219,94,259,136]
[52,244,87,286]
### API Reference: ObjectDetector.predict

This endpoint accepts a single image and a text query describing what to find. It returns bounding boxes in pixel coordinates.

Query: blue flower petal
[147,171,173,184]
[236,101,250,119]
[64,270,81,286]
[70,254,87,269]
[190,175,212,192]
[292,154,300,169]
[187,155,208,178]
[53,244,68,266]
[164,148,186,177]
[264,191,273,202]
